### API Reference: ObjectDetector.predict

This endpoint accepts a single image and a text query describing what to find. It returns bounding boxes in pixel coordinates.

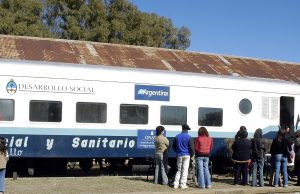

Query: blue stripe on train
[0,125,279,137]
[2,134,227,158]
[0,125,278,158]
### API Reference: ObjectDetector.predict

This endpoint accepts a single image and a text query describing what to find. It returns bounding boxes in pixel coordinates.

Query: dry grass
[5,175,300,194]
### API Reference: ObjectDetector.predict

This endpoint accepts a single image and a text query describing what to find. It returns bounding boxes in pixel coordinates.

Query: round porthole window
[239,98,252,115]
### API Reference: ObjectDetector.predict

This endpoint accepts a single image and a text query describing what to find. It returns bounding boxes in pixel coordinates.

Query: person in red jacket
[194,127,213,189]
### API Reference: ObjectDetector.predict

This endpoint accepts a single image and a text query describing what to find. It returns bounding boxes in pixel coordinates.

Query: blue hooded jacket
[172,131,195,156]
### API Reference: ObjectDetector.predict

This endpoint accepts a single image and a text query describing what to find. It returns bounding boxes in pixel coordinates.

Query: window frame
[198,107,223,127]
[160,105,187,125]
[119,103,149,124]
[29,100,62,122]
[76,102,107,123]
[0,99,15,121]
[239,98,252,115]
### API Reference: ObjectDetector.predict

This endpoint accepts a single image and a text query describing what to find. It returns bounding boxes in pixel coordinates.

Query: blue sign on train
[2,134,144,158]
[137,130,156,149]
[135,84,170,101]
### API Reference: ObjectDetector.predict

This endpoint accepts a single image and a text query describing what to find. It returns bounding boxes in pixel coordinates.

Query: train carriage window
[76,102,107,123]
[198,107,223,126]
[160,106,187,125]
[29,100,62,122]
[120,104,148,124]
[239,98,252,115]
[0,99,14,121]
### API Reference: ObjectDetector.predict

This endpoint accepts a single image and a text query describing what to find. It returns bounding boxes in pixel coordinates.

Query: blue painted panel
[137,129,156,149]
[0,125,279,159]
[135,84,170,101]
[2,134,156,158]
[1,134,226,159]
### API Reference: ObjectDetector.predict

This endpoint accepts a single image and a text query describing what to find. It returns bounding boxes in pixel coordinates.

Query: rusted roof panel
[0,35,299,84]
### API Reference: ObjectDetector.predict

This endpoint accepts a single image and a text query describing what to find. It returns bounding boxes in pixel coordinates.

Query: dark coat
[232,138,252,162]
[251,138,266,160]
[270,137,291,156]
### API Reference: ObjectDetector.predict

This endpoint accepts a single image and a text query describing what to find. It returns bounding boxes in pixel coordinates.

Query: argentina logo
[135,84,170,101]
[6,79,17,94]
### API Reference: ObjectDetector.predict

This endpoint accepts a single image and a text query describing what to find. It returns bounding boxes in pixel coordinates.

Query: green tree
[1,0,191,50]
[0,0,52,37]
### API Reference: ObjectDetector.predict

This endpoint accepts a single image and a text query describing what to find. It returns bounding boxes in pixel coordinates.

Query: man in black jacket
[232,129,252,185]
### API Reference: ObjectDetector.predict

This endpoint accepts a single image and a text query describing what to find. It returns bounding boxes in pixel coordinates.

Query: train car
[0,58,299,175]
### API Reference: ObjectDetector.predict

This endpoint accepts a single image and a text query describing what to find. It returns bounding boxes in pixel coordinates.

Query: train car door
[280,96,295,135]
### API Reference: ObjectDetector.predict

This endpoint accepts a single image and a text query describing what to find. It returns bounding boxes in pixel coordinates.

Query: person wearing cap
[231,127,252,186]
[294,130,300,186]
[154,125,169,185]
[172,124,195,189]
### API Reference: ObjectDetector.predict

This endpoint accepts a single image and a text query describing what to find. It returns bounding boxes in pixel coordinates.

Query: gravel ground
[4,175,300,194]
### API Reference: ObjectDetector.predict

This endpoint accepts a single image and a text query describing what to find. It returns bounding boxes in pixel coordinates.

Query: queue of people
[0,125,298,192]
[154,124,300,190]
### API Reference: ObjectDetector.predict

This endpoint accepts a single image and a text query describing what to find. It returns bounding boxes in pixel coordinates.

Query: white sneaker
[181,185,188,189]
[173,184,179,189]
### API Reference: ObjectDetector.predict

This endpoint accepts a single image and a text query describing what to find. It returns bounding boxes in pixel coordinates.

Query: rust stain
[0,38,20,59]
[0,35,299,84]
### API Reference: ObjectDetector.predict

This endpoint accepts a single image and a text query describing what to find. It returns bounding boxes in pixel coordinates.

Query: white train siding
[0,59,299,158]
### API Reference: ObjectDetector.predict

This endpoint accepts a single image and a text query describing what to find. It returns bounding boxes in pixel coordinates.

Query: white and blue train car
[0,59,299,173]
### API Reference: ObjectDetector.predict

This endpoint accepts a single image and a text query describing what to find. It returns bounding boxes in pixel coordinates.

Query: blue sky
[130,0,300,63]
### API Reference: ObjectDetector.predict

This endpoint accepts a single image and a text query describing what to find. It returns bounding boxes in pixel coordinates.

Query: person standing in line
[154,126,169,185]
[235,126,247,140]
[172,124,195,189]
[194,127,213,189]
[232,128,252,186]
[270,129,291,188]
[0,137,8,194]
[294,130,300,186]
[251,128,266,187]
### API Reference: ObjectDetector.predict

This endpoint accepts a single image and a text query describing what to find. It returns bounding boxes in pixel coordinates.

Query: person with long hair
[0,137,8,194]
[270,129,291,187]
[154,126,169,185]
[251,128,266,187]
[194,127,213,189]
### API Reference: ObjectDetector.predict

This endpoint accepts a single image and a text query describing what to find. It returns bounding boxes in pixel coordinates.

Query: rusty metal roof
[0,35,299,84]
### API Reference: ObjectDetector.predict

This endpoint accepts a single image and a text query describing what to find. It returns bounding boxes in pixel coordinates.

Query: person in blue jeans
[270,129,291,188]
[154,126,169,185]
[251,128,266,187]
[0,137,8,194]
[194,127,213,189]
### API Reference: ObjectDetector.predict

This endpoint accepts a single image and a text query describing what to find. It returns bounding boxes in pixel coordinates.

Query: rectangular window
[262,97,279,119]
[160,105,187,125]
[30,100,62,122]
[120,104,148,124]
[76,102,107,123]
[0,99,14,121]
[198,107,223,126]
